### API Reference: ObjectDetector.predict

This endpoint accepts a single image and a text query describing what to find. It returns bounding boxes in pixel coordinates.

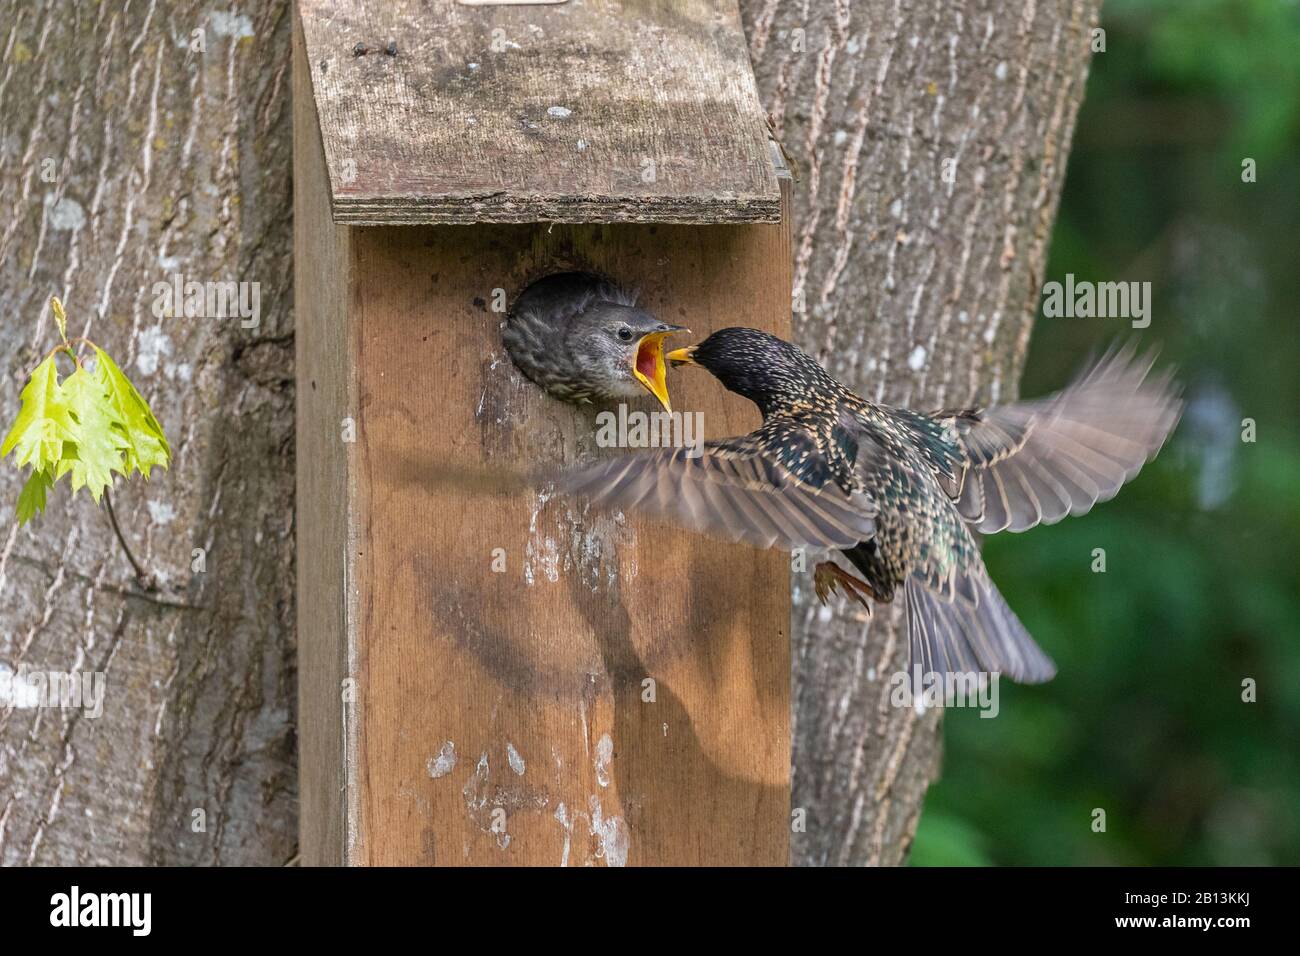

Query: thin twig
[104,487,155,591]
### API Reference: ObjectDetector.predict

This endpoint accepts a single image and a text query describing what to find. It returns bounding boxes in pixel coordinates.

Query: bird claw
[813,561,875,614]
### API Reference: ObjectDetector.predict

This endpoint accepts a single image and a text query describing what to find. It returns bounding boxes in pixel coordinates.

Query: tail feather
[904,572,1056,684]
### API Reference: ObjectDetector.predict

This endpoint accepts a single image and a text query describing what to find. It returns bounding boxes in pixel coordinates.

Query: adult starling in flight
[558,328,1182,683]
[503,272,687,413]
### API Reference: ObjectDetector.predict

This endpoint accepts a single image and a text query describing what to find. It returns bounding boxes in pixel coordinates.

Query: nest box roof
[297,0,782,225]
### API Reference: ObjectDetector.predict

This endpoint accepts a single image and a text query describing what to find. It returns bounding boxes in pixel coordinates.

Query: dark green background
[912,0,1300,866]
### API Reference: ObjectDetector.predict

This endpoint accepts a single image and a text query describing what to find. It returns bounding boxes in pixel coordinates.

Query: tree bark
[739,0,1100,865]
[0,0,295,865]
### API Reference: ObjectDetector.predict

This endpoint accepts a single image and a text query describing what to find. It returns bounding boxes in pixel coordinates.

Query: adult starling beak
[559,328,1183,684]
[667,345,697,367]
[503,272,687,413]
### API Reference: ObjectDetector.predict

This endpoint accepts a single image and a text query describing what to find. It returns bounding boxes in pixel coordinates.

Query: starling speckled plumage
[558,328,1182,683]
[503,272,687,412]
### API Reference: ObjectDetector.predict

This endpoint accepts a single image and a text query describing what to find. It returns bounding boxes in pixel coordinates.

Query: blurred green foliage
[912,0,1300,866]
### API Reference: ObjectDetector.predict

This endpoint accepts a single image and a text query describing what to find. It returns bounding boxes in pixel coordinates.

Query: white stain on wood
[506,742,525,776]
[555,795,630,868]
[579,699,591,758]
[594,733,613,788]
[525,491,631,593]
[554,802,572,868]
[426,740,457,779]
[523,490,558,586]
[589,796,629,868]
[462,752,490,813]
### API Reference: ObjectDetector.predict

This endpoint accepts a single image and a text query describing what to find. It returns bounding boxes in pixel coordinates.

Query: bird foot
[813,561,878,613]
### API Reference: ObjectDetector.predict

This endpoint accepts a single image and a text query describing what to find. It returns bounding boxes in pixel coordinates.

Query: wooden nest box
[294,0,792,866]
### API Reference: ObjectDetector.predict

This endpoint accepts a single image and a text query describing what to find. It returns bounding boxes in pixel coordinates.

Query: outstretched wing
[554,424,877,552]
[943,343,1182,534]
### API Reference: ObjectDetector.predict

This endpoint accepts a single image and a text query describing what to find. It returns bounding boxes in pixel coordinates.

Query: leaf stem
[103,487,155,591]
[44,336,95,371]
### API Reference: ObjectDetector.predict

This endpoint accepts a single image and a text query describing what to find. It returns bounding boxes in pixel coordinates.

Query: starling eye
[617,327,634,342]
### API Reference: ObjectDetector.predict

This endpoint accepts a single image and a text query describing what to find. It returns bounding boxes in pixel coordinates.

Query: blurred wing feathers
[556,434,877,551]
[946,343,1182,533]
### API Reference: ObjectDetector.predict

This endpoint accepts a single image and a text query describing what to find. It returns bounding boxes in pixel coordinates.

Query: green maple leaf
[57,366,129,501]
[16,468,54,524]
[1,356,76,472]
[92,346,170,478]
[4,314,172,525]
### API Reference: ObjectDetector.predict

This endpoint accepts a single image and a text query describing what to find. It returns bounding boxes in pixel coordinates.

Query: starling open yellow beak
[634,330,685,413]
[667,345,698,367]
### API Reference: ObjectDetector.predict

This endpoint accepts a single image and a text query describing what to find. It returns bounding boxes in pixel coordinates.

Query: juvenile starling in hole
[558,328,1182,683]
[503,272,687,413]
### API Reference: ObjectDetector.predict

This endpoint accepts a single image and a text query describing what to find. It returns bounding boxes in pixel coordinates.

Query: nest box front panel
[349,219,791,866]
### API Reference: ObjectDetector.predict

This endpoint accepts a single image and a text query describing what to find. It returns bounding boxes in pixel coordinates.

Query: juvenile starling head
[504,272,686,412]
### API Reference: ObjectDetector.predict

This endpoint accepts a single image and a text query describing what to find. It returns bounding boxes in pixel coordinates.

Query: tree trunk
[739,0,1100,865]
[0,0,296,865]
